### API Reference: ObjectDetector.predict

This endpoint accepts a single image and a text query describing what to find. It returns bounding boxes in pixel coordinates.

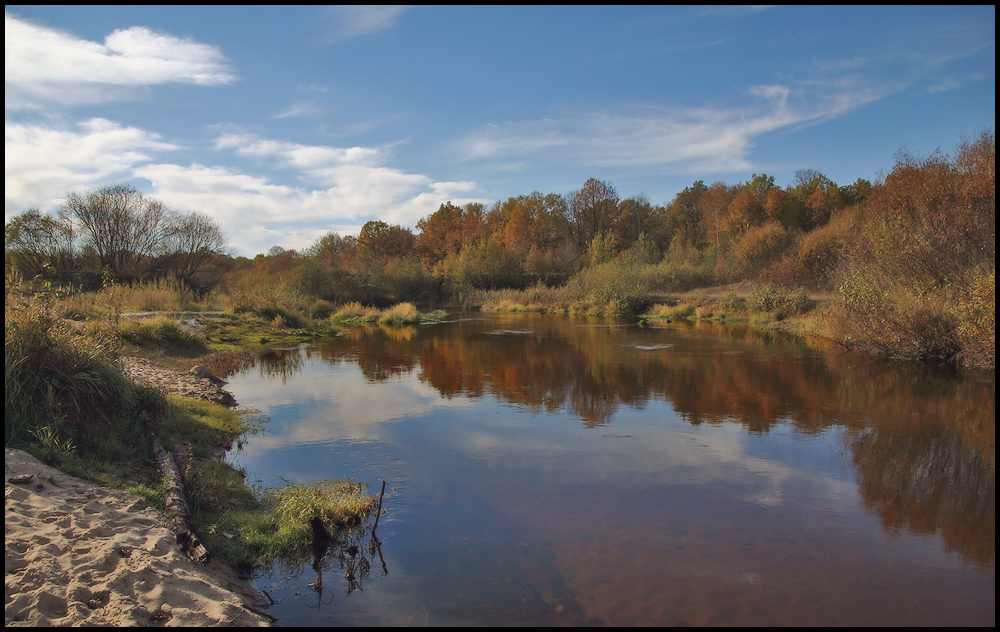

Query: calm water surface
[223,313,994,626]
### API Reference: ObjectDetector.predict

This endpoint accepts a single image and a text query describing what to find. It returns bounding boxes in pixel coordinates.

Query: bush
[330,301,381,323]
[956,268,995,368]
[748,283,815,320]
[733,222,795,280]
[648,302,696,320]
[797,216,852,287]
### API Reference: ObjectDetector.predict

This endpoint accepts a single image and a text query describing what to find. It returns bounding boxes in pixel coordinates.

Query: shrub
[748,283,816,320]
[649,302,696,320]
[733,222,795,280]
[116,315,208,355]
[956,268,995,368]
[722,292,745,312]
[797,217,851,287]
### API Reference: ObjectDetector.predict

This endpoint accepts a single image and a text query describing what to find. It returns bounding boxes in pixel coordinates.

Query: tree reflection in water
[245,314,994,572]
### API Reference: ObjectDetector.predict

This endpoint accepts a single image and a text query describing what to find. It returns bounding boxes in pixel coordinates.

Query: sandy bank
[5,448,271,627]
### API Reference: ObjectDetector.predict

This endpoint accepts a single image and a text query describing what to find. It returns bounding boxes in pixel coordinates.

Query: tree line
[5,130,994,363]
[6,184,228,294]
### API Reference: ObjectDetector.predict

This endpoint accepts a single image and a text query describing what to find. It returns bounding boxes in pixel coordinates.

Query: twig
[371,479,387,543]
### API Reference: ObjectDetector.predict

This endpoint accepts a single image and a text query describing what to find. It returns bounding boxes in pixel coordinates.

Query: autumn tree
[840,130,995,363]
[415,202,466,265]
[697,181,737,250]
[790,170,844,230]
[666,181,708,250]
[356,220,415,267]
[841,178,873,207]
[306,231,357,268]
[721,174,775,243]
[763,187,805,230]
[567,178,619,250]
[855,134,994,292]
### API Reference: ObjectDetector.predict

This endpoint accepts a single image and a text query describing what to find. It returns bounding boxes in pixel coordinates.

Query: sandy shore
[5,352,272,626]
[5,448,272,627]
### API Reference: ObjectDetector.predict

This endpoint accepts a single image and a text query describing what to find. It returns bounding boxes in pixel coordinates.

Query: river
[223,313,995,626]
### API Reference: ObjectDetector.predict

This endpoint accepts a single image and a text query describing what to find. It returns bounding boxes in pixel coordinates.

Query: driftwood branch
[142,414,211,565]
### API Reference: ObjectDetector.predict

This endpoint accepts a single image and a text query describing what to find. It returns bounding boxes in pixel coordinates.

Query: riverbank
[5,447,272,626]
[4,351,274,627]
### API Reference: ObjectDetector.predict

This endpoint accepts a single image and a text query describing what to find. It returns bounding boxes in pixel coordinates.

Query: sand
[5,447,272,627]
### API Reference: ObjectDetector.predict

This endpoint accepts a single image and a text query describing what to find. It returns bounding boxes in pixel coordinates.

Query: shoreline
[5,448,272,626]
[5,357,273,627]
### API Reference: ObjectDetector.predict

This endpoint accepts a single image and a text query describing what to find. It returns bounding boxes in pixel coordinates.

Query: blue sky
[5,6,994,257]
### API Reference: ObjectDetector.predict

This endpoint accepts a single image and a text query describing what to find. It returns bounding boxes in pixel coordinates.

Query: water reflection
[229,313,994,625]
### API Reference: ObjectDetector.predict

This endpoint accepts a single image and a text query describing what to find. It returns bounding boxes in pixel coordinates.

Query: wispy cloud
[4,12,235,110]
[320,5,409,44]
[270,101,327,120]
[460,83,885,174]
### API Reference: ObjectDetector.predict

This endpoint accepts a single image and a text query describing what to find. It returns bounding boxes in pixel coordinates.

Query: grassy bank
[4,294,379,572]
[466,274,993,370]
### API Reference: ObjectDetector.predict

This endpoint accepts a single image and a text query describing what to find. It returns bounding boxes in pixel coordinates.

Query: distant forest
[6,130,995,366]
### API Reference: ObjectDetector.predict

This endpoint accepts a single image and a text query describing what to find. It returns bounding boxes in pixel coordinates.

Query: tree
[161,211,229,294]
[567,178,619,250]
[698,181,737,250]
[307,232,357,268]
[60,184,169,281]
[616,194,667,255]
[666,181,708,250]
[763,188,805,230]
[356,220,415,265]
[720,174,775,243]
[415,202,466,265]
[5,208,75,280]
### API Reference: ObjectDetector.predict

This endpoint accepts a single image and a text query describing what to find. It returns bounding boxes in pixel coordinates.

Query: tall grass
[330,301,443,325]
[378,301,421,325]
[5,299,151,462]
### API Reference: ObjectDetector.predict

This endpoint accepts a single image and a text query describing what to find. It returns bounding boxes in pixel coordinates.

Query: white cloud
[320,5,409,43]
[124,133,485,255]
[460,83,885,174]
[4,12,235,109]
[5,118,177,213]
[6,117,484,256]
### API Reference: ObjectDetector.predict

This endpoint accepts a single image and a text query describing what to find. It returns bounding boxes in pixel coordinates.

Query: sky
[5,5,995,257]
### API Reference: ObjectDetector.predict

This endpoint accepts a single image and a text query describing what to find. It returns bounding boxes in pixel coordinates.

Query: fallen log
[142,413,211,565]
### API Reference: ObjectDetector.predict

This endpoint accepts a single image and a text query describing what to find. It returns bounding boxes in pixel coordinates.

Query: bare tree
[162,210,229,294]
[60,184,169,281]
[5,208,75,280]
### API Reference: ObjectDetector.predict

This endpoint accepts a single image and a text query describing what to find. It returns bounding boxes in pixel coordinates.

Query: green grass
[116,315,210,357]
[207,480,379,568]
